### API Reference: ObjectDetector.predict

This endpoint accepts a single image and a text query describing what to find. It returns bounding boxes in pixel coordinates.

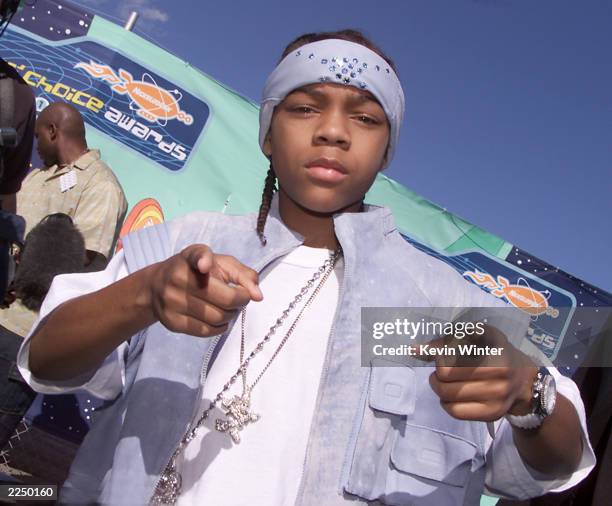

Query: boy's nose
[313,113,350,149]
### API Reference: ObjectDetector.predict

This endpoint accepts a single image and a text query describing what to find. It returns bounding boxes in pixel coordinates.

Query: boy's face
[263,83,390,215]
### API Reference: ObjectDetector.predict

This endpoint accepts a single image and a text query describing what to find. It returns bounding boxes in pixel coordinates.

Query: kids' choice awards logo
[74,61,194,126]
[401,240,577,363]
[71,55,209,169]
[2,29,210,171]
[464,270,559,318]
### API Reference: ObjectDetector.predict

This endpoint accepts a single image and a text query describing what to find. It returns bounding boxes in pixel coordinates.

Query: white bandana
[259,39,405,166]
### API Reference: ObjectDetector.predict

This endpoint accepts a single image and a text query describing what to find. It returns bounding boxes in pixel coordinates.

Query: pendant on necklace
[215,388,260,444]
[151,458,182,505]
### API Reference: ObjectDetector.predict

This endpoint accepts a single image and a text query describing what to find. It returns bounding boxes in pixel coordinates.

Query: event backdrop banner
[1,0,610,491]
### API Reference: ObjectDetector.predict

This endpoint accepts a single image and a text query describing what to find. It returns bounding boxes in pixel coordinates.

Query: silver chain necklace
[150,247,342,505]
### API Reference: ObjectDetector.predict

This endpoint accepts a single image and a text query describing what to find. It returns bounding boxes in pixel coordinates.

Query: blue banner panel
[0,29,210,171]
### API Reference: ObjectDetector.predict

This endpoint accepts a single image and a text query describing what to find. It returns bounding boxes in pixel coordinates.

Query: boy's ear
[379,145,390,171]
[262,131,272,158]
[48,123,57,141]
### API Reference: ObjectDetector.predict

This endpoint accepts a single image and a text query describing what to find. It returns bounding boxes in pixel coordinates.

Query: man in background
[17,102,127,271]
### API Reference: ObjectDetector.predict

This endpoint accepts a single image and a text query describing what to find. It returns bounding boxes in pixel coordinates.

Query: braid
[256,163,277,245]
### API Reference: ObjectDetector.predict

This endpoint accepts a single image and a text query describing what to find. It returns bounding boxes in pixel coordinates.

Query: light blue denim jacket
[55,200,535,505]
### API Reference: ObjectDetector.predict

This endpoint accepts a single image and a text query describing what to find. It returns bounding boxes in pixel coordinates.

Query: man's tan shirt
[0,300,37,338]
[17,149,128,259]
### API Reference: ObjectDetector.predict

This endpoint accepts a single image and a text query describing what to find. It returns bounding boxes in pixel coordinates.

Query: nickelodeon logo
[464,270,559,318]
[75,61,194,126]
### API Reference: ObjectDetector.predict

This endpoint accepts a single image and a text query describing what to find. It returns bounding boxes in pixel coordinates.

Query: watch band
[505,367,556,430]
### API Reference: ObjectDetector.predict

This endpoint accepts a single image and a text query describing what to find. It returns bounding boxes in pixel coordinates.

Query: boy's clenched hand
[419,326,537,422]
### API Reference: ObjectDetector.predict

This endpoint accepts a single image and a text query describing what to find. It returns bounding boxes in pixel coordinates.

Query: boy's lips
[305,157,348,183]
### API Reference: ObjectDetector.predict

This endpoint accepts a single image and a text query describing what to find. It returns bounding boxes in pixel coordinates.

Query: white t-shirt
[176,245,342,505]
[17,247,596,503]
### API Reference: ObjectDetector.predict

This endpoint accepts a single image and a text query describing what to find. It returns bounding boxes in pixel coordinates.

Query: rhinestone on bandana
[386,68,390,73]
[350,72,356,78]
[321,58,328,64]
[342,68,348,74]
[358,82,367,89]
[295,51,301,57]
[348,63,354,69]
[353,58,359,64]
[335,73,342,80]
[362,63,368,68]
[329,65,336,71]
[309,53,315,59]
[343,57,349,63]
[342,77,350,84]
[319,76,331,82]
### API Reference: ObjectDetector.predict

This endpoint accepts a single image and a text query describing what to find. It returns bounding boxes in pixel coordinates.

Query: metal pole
[124,11,138,31]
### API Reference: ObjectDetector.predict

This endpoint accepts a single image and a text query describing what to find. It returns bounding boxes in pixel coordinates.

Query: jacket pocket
[368,361,416,416]
[386,425,477,505]
[344,365,478,506]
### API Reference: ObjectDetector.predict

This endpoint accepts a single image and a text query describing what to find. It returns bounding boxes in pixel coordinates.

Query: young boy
[17,31,594,506]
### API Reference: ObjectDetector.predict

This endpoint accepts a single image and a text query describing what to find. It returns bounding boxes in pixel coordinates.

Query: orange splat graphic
[116,198,165,252]
[75,61,194,126]
[464,270,559,318]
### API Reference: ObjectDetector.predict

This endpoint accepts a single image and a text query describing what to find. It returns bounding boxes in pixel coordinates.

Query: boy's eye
[292,105,316,114]
[356,115,379,125]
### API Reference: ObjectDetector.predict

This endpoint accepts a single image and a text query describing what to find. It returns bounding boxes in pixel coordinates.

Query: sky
[72,0,611,292]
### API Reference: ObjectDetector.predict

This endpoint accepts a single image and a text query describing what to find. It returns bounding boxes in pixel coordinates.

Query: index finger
[195,274,254,310]
[434,365,510,382]
[216,257,263,302]
[181,244,214,274]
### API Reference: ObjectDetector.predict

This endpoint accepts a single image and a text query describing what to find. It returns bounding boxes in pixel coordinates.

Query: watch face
[540,374,557,416]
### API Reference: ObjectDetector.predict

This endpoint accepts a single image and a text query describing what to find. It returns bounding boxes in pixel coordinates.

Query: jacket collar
[213,192,397,277]
[264,192,397,251]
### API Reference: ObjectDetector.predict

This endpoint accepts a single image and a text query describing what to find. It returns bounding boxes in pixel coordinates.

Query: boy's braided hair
[256,29,396,245]
[256,163,277,245]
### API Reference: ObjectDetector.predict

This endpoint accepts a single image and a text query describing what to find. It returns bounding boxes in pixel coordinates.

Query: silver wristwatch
[505,367,557,429]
